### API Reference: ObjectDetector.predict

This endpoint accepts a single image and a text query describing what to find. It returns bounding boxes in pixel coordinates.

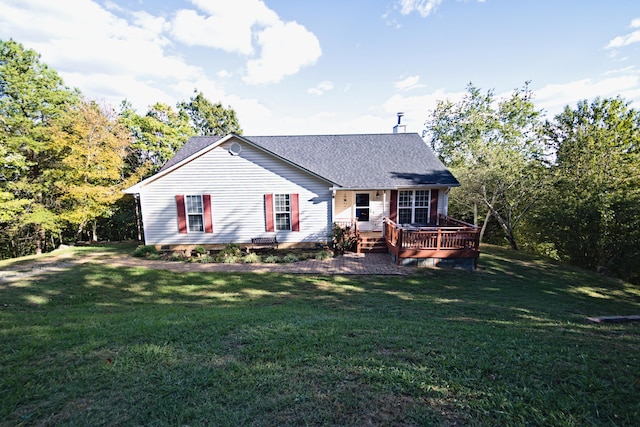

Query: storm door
[355,193,370,222]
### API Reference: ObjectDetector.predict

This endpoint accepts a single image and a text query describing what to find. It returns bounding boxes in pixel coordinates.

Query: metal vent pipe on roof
[393,112,406,133]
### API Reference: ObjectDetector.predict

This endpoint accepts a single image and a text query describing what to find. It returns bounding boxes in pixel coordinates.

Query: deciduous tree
[542,97,640,282]
[0,39,79,255]
[120,101,195,176]
[178,90,242,136]
[424,83,546,250]
[57,99,132,241]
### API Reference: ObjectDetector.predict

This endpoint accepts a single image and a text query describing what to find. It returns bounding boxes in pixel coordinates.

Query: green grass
[1,245,639,426]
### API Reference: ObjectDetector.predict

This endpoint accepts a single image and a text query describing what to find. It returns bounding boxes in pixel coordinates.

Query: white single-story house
[125,132,480,266]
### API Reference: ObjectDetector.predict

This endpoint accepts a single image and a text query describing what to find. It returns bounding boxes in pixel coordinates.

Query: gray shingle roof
[160,133,459,188]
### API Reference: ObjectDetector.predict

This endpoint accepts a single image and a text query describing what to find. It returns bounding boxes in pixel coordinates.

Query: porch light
[375,191,380,199]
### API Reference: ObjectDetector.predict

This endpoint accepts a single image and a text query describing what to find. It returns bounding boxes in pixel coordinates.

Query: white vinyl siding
[137,138,331,245]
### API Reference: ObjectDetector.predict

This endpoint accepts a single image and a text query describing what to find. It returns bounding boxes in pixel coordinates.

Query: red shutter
[389,190,398,222]
[430,189,439,224]
[203,194,213,233]
[264,194,274,232]
[291,193,300,231]
[175,195,187,234]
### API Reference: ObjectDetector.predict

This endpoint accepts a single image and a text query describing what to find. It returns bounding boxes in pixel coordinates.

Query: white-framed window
[274,194,291,231]
[186,195,204,232]
[398,190,431,225]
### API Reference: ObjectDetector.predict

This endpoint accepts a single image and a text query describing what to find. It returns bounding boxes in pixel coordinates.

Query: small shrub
[283,253,299,263]
[215,243,242,262]
[244,253,261,263]
[147,253,163,260]
[193,245,207,255]
[264,255,281,264]
[169,252,187,261]
[222,255,239,264]
[133,245,159,257]
[331,223,358,255]
[315,250,332,260]
[196,255,214,264]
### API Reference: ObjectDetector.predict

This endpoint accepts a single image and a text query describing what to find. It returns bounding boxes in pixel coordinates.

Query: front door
[355,193,370,227]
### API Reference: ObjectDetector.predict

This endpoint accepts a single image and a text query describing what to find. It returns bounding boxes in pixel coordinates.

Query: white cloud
[399,0,443,17]
[535,75,640,116]
[397,0,485,18]
[0,0,238,113]
[382,88,466,133]
[308,81,334,95]
[171,0,278,55]
[607,18,640,49]
[394,75,424,91]
[243,20,321,85]
[171,0,321,85]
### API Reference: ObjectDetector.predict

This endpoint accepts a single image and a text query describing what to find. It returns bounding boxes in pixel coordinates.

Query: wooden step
[358,237,388,253]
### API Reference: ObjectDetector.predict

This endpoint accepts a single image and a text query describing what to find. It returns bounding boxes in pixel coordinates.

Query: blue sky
[1,0,639,135]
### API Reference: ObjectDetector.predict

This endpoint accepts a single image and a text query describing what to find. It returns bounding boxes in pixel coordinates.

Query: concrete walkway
[1,252,412,284]
[100,252,412,276]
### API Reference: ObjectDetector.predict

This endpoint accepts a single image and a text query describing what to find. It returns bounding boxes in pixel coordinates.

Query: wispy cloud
[399,0,443,17]
[535,75,640,116]
[397,0,485,18]
[394,75,425,91]
[307,81,334,95]
[606,18,640,49]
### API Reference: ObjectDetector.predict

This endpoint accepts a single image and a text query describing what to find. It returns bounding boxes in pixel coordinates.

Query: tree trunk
[472,203,478,226]
[77,221,85,242]
[34,225,45,255]
[483,193,519,250]
[492,211,518,250]
[91,220,98,242]
[479,211,491,243]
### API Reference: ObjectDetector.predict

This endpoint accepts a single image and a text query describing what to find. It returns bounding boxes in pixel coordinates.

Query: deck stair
[358,232,388,253]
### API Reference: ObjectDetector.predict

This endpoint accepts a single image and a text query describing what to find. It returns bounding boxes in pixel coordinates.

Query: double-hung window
[274,194,291,231]
[185,195,204,232]
[398,190,431,225]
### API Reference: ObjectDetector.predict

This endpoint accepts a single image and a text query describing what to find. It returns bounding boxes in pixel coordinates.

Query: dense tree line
[0,39,241,258]
[425,84,640,284]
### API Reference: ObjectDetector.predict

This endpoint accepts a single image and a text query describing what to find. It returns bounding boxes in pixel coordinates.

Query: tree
[424,83,546,250]
[0,39,79,255]
[178,90,242,136]
[57,99,132,242]
[542,97,640,282]
[120,101,195,176]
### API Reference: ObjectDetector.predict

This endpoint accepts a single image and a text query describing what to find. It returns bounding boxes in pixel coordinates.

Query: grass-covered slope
[1,245,638,426]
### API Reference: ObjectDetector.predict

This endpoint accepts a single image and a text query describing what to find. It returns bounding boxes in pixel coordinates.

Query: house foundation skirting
[391,253,477,269]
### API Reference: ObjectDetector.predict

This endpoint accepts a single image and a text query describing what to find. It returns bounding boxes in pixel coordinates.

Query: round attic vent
[229,141,242,156]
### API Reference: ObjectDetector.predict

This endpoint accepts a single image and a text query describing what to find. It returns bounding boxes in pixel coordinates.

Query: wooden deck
[384,216,480,267]
[336,215,481,268]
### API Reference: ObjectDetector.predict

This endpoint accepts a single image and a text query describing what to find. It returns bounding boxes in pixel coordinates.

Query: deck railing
[384,217,480,265]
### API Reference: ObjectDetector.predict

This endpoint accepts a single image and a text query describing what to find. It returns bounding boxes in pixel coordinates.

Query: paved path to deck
[100,252,411,276]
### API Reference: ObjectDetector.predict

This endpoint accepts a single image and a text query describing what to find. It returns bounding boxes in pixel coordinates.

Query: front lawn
[1,245,638,426]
